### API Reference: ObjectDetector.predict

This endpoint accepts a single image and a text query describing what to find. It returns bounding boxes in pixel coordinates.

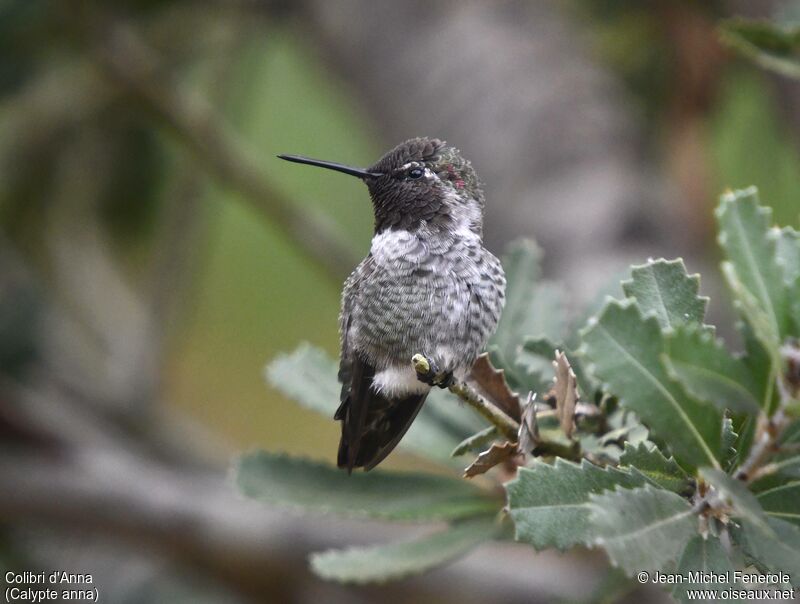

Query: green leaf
[672,536,739,604]
[619,442,692,495]
[701,468,800,576]
[309,515,499,584]
[716,188,791,346]
[506,458,645,551]
[450,426,498,457]
[266,344,465,466]
[491,240,566,362]
[266,343,340,416]
[581,299,722,470]
[591,485,697,575]
[774,226,800,333]
[774,226,800,285]
[234,451,500,521]
[757,481,800,526]
[622,259,708,330]
[663,324,760,414]
[720,19,800,80]
[770,455,800,478]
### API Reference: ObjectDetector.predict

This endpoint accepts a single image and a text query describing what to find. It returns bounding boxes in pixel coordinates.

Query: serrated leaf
[722,262,781,365]
[774,226,800,285]
[721,417,739,470]
[591,485,697,575]
[756,481,800,526]
[266,344,465,466]
[619,442,692,495]
[672,536,739,604]
[309,515,499,584]
[716,188,791,346]
[506,458,645,550]
[622,259,708,330]
[581,299,722,470]
[701,467,800,576]
[719,19,800,79]
[663,324,760,414]
[774,227,800,333]
[234,451,500,521]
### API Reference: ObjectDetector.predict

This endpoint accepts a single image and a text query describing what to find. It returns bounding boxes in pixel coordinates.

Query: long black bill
[277,154,382,179]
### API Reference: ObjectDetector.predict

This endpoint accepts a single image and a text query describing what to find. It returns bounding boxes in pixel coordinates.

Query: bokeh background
[1,1,799,602]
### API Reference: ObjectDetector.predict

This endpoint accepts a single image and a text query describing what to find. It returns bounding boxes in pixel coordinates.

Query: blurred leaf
[701,468,800,576]
[672,536,740,604]
[619,442,692,495]
[580,299,722,470]
[491,240,566,378]
[235,451,500,521]
[591,485,696,575]
[451,426,498,457]
[721,417,739,471]
[716,188,791,349]
[506,458,645,551]
[309,515,499,584]
[515,337,557,395]
[464,441,517,478]
[266,344,465,466]
[266,343,340,416]
[774,227,800,333]
[663,324,760,414]
[774,227,800,285]
[720,19,800,79]
[621,259,708,330]
[756,481,800,526]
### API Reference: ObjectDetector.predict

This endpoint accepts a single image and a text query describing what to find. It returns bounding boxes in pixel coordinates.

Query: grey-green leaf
[491,240,567,362]
[716,188,791,346]
[506,458,645,551]
[719,19,800,80]
[622,259,707,330]
[266,343,340,416]
[309,515,499,584]
[266,344,465,466]
[581,299,722,470]
[234,451,500,521]
[672,536,739,604]
[663,324,761,414]
[757,481,800,526]
[619,442,692,495]
[591,485,697,575]
[701,467,800,576]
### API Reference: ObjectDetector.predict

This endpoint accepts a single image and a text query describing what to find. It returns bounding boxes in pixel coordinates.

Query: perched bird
[279,138,505,472]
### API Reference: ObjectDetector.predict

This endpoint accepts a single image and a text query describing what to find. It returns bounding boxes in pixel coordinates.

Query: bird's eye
[407,167,425,180]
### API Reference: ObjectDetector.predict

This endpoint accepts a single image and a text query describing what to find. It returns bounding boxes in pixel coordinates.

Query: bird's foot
[412,354,454,389]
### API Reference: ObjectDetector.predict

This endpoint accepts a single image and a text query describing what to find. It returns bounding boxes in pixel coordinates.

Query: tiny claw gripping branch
[412,353,520,441]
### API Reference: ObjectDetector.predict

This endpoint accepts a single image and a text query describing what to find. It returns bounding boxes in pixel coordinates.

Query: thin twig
[735,373,794,482]
[412,354,520,441]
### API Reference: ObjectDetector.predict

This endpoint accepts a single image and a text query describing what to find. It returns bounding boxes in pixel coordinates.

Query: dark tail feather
[335,359,428,472]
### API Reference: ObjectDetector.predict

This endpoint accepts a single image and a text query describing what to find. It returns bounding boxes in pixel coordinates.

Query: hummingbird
[279,138,506,472]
